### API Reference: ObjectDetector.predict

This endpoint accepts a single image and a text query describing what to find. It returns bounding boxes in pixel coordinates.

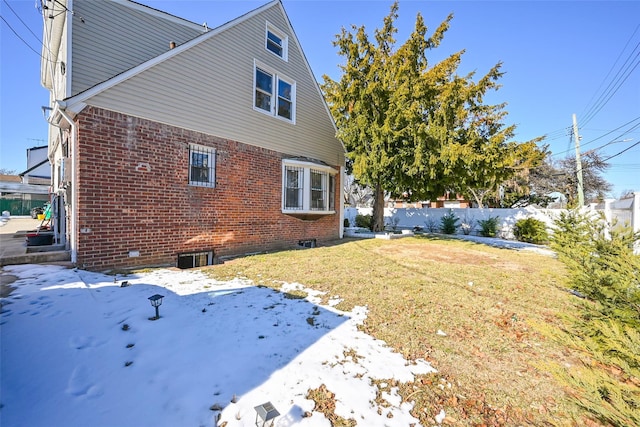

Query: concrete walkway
[0,216,71,266]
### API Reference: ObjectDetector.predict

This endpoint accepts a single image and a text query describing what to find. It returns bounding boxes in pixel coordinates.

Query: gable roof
[64,0,281,111]
[59,0,344,166]
[20,159,51,178]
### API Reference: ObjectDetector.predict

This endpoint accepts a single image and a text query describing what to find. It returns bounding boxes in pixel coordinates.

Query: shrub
[460,212,475,235]
[424,217,439,233]
[355,214,372,230]
[477,216,500,237]
[513,218,549,244]
[551,210,640,326]
[550,210,640,425]
[440,210,459,234]
[386,216,400,231]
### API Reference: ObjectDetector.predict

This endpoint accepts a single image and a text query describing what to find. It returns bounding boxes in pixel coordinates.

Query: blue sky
[1,0,638,197]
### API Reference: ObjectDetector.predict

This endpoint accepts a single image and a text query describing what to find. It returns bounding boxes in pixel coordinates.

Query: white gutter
[55,104,77,264]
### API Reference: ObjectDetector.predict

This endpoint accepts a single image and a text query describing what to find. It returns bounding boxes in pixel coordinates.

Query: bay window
[282,160,337,214]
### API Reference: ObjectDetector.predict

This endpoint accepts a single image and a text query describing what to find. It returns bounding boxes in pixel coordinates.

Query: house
[41,0,346,270]
[20,145,51,185]
[0,145,50,215]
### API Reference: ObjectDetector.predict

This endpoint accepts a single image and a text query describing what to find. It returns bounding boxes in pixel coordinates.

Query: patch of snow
[1,264,437,427]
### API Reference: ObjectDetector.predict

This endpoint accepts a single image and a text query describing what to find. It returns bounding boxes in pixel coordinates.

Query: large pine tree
[322,2,546,228]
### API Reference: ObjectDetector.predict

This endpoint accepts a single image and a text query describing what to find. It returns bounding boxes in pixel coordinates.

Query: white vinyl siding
[71,0,204,96]
[84,2,344,167]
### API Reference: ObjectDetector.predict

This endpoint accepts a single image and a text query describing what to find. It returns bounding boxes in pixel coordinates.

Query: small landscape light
[254,401,280,427]
[148,294,164,320]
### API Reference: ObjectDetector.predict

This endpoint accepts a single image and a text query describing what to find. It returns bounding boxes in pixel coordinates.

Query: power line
[0,4,55,63]
[2,0,41,44]
[602,134,640,162]
[551,115,640,157]
[580,24,640,127]
[581,47,639,127]
[0,15,43,58]
[580,24,639,122]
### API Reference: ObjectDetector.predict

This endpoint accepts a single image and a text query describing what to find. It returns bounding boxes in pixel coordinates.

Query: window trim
[265,22,288,61]
[282,160,337,215]
[253,60,296,124]
[188,144,216,188]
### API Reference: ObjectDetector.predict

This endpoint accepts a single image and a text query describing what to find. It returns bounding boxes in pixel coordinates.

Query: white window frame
[188,144,216,188]
[253,60,296,124]
[265,22,288,61]
[282,160,337,215]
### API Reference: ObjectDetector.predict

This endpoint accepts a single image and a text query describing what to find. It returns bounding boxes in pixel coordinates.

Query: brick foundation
[74,107,341,270]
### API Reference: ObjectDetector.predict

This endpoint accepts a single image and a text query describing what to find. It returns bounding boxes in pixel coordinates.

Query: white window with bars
[284,166,304,210]
[310,170,326,210]
[189,144,216,187]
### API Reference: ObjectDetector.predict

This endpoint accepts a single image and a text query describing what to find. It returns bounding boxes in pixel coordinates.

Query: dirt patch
[1,273,18,298]
[373,240,499,265]
[372,239,538,274]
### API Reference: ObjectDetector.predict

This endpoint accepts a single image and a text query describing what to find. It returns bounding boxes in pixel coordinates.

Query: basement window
[177,251,213,269]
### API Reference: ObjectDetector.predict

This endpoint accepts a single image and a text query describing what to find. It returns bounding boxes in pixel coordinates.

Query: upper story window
[266,23,288,61]
[254,61,296,123]
[189,144,216,188]
[282,160,337,214]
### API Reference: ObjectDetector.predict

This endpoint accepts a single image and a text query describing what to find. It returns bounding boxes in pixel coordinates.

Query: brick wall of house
[74,106,341,270]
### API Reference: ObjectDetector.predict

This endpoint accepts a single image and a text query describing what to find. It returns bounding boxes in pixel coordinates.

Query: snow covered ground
[1,264,436,427]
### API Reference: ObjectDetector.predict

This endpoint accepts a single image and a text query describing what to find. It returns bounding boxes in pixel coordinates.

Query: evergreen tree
[323,2,545,227]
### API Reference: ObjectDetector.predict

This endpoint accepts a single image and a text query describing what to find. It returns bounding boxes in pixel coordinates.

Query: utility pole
[572,114,584,207]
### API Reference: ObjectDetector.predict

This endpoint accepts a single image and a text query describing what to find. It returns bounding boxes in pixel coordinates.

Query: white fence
[597,192,640,254]
[598,192,640,232]
[344,206,564,239]
[345,191,639,253]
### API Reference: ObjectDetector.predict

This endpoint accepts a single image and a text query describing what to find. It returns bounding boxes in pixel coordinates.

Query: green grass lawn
[204,236,598,426]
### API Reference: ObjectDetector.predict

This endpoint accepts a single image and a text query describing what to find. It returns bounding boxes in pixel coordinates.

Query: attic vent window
[266,23,287,61]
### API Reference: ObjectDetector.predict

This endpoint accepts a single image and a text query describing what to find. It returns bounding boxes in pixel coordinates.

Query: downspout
[339,165,345,238]
[56,105,77,264]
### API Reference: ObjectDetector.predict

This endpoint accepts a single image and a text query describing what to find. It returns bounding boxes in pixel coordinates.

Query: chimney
[169,41,176,50]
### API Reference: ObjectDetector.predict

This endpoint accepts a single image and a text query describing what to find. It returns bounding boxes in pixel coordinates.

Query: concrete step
[0,250,71,267]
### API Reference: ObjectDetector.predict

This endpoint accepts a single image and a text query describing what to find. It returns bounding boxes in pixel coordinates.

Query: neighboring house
[20,145,51,185]
[0,145,50,215]
[41,0,345,270]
